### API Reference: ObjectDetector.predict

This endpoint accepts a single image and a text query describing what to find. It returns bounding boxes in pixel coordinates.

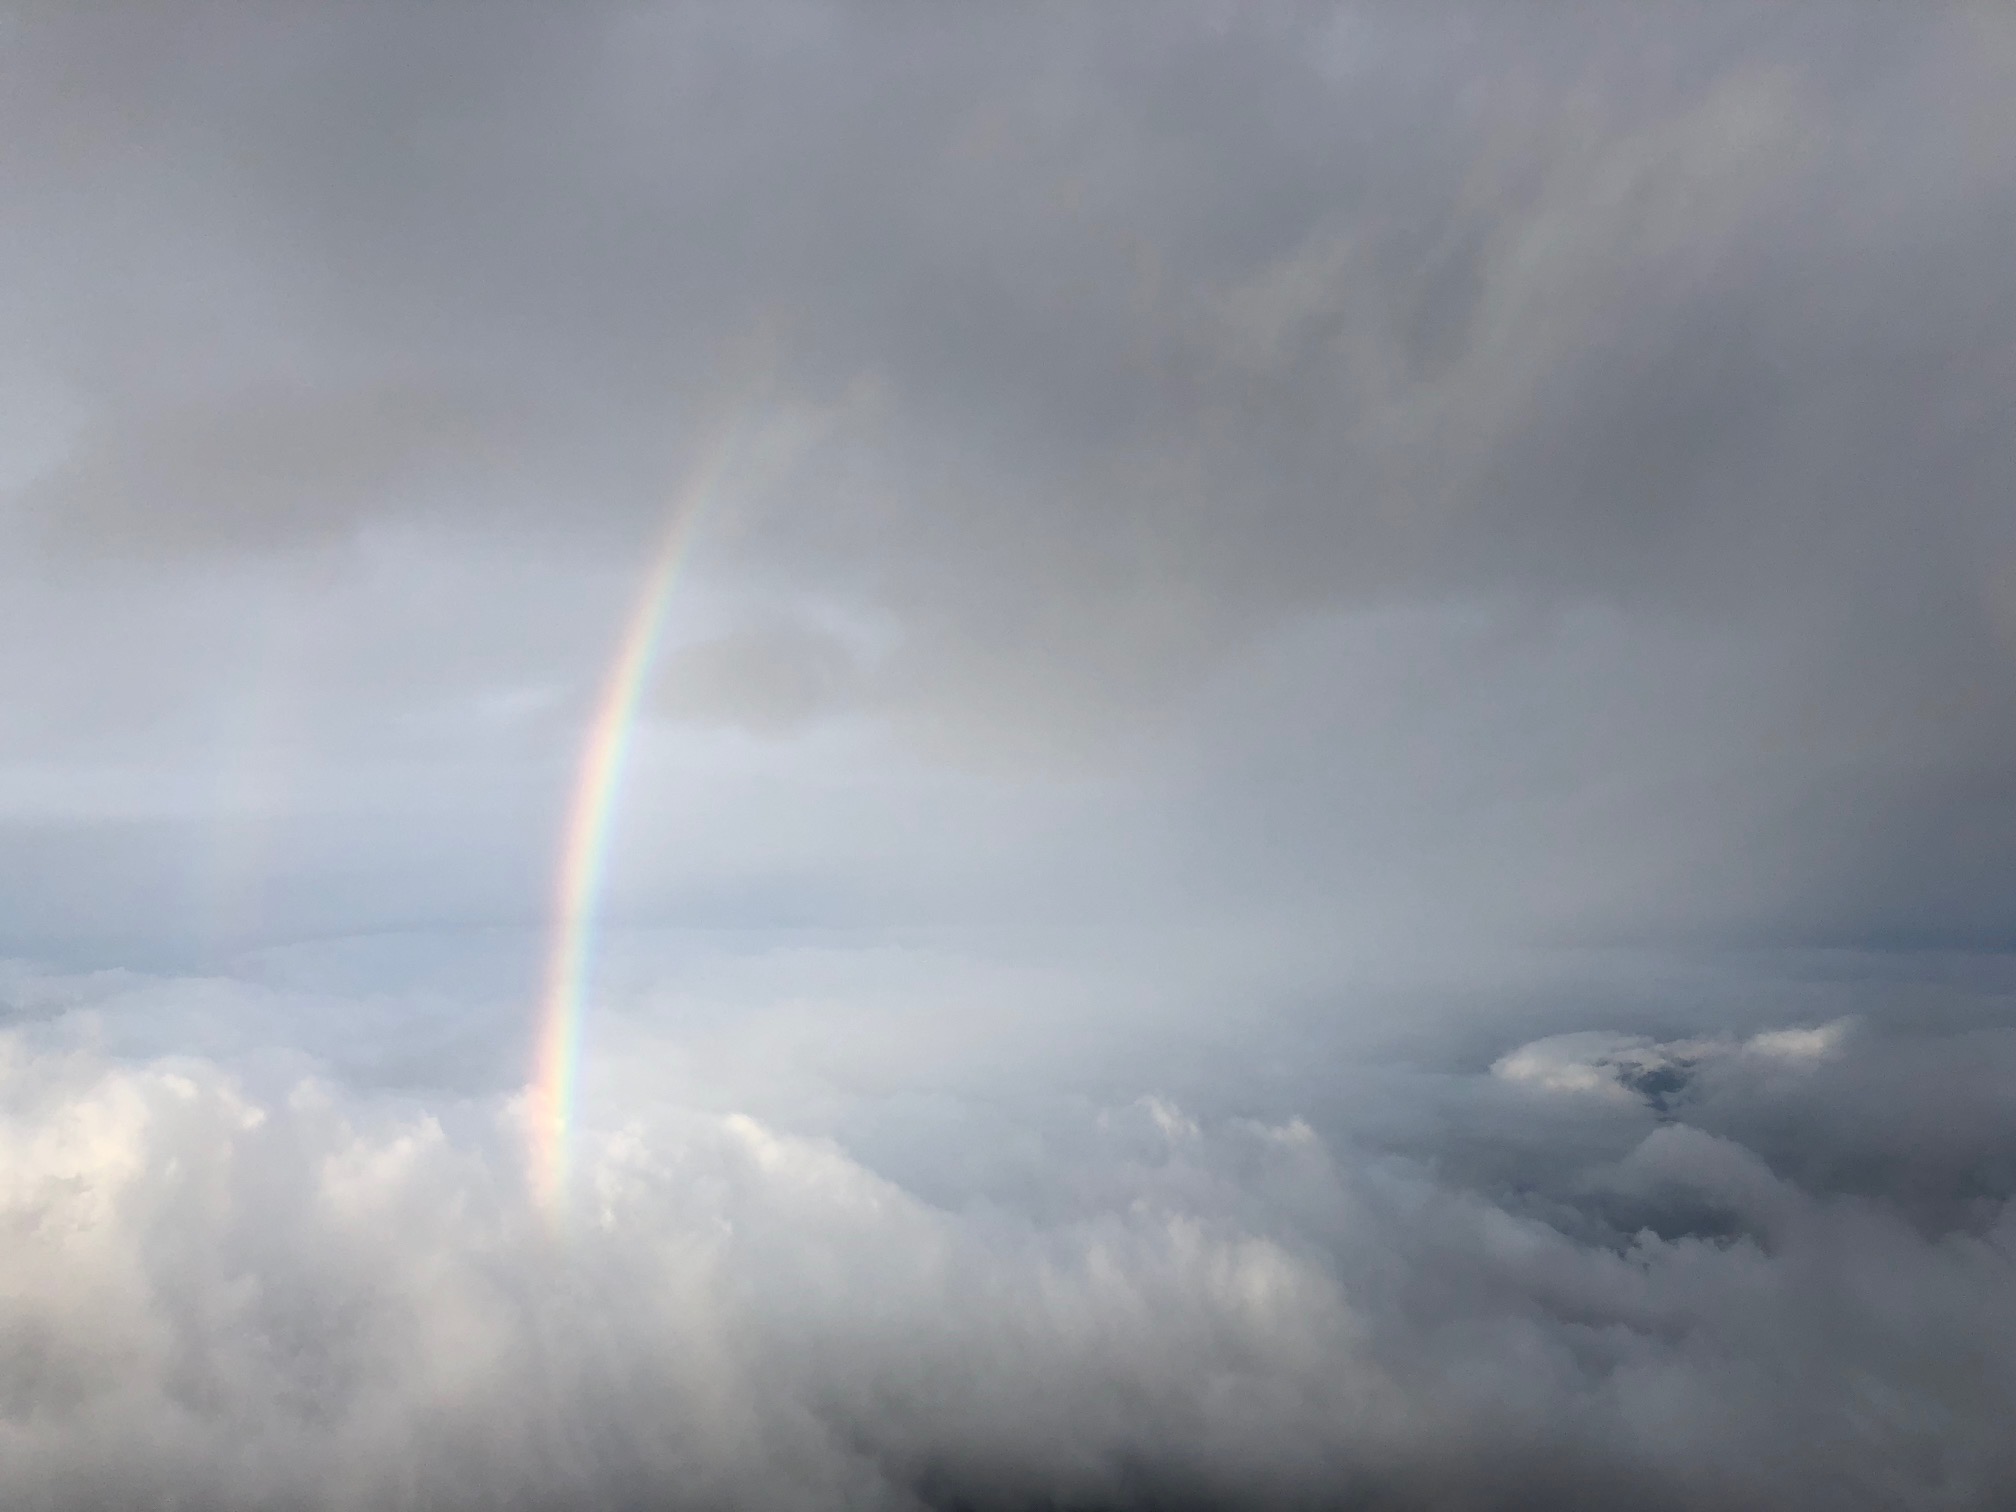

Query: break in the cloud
[2,3,2015,1508]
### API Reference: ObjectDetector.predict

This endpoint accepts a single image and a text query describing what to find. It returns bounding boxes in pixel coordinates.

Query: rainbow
[526,419,744,1210]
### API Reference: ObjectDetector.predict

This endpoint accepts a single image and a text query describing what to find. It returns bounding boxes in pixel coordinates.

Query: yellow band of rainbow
[526,419,743,1210]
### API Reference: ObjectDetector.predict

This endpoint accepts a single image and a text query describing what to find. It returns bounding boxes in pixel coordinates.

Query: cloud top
[3,1009,2013,1511]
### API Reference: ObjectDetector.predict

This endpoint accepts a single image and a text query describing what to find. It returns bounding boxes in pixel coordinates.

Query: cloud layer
[2,1006,2013,1512]
[0,3,2012,957]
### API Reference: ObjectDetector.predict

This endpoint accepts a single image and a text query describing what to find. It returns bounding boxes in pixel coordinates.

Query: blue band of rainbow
[527,420,742,1210]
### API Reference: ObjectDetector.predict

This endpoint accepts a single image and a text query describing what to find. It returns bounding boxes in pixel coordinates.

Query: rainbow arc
[525,418,742,1211]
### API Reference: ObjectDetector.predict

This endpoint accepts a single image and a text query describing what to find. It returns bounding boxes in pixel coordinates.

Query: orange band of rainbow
[526,420,742,1210]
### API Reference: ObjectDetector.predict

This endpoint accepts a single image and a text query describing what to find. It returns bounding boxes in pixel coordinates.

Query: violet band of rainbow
[526,421,742,1209]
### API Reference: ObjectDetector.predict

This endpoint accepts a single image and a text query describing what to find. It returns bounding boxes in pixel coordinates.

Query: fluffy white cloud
[1493,1021,1849,1106]
[2,1021,2013,1510]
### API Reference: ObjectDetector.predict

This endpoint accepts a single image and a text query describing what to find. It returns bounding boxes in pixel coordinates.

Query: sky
[2,4,2015,1508]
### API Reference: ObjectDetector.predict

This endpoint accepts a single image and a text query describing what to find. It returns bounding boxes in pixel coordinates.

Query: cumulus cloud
[0,1013,2012,1512]
[1492,1020,1846,1108]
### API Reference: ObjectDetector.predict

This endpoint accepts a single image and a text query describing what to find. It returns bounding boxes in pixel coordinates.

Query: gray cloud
[23,381,522,554]
[654,618,864,738]
[0,2,2010,956]
[2,7,2015,1503]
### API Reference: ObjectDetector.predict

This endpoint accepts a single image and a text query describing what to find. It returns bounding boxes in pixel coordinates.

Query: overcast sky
[3,5,2015,1509]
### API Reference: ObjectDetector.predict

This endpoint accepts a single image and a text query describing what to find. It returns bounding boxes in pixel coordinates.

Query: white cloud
[1494,1021,1852,1108]
[1745,1022,1848,1062]
[1,1025,2012,1509]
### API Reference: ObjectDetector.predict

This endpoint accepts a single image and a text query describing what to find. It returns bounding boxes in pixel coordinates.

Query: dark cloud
[23,381,522,554]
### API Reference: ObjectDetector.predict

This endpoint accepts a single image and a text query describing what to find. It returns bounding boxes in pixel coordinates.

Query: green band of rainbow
[527,422,741,1209]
